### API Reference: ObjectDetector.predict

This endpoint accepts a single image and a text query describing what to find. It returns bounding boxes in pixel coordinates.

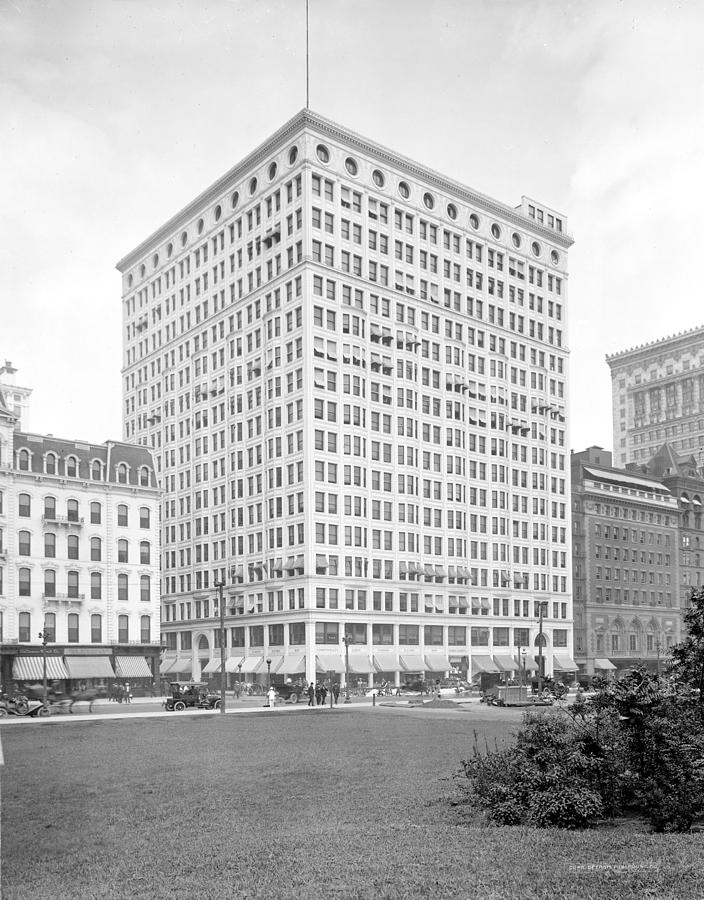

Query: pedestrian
[267,686,277,709]
[124,682,131,704]
[315,683,322,705]
[320,684,328,705]
[332,683,340,704]
[307,682,315,707]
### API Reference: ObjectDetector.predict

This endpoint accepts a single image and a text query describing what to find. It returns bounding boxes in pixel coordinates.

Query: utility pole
[215,580,226,716]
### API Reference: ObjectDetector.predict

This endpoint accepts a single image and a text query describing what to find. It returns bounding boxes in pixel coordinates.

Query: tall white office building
[117,109,575,688]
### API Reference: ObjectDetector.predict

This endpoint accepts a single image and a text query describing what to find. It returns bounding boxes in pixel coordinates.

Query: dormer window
[66,456,78,477]
[45,454,57,475]
[17,449,30,471]
[139,466,150,487]
[117,463,128,484]
[91,460,103,481]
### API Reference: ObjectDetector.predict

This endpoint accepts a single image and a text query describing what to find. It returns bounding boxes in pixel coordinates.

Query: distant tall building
[116,109,575,687]
[0,382,162,688]
[606,325,704,468]
[571,446,681,677]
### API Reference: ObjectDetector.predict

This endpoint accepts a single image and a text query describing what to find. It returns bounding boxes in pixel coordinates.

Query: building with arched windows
[0,383,162,689]
[117,109,575,688]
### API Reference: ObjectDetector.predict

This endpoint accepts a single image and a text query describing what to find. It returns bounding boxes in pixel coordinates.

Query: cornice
[606,324,704,366]
[116,108,573,272]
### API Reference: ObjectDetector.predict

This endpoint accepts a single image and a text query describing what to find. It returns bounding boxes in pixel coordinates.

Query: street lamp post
[537,601,548,697]
[215,580,226,716]
[38,630,48,710]
[238,662,243,698]
[342,633,351,703]
[521,647,527,697]
[266,658,272,689]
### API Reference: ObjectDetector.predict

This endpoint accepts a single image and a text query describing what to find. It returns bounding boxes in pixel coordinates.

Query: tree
[668,585,704,707]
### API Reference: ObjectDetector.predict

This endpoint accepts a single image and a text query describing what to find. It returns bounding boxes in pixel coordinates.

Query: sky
[1,0,703,453]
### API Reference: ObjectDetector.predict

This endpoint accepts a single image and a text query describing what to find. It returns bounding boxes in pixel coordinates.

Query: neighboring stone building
[0,383,162,688]
[645,443,704,613]
[606,325,704,469]
[571,447,681,677]
[117,108,575,687]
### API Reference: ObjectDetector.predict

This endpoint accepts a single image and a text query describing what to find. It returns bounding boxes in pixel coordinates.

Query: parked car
[164,681,221,711]
[272,682,306,704]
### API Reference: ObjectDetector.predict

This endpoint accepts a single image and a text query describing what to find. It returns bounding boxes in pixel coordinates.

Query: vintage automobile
[271,682,306,704]
[164,681,221,711]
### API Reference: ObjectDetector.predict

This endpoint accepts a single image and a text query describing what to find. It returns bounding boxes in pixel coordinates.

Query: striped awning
[553,654,578,672]
[516,654,538,671]
[471,655,500,674]
[373,652,400,672]
[594,658,617,671]
[239,657,264,674]
[400,653,429,672]
[161,658,192,675]
[224,655,245,673]
[315,653,345,674]
[346,652,375,674]
[277,653,306,675]
[114,656,153,678]
[201,658,223,674]
[424,652,451,672]
[493,654,519,672]
[64,656,116,680]
[12,655,69,681]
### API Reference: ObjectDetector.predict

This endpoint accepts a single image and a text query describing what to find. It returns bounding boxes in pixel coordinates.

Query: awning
[201,658,223,674]
[434,565,446,578]
[239,657,264,674]
[434,598,444,612]
[594,658,617,670]
[161,658,192,675]
[293,554,304,569]
[480,599,491,611]
[399,562,408,575]
[114,656,153,679]
[12,655,69,681]
[400,653,429,672]
[458,597,469,610]
[516,654,538,671]
[423,564,435,577]
[447,566,456,578]
[471,655,500,674]
[346,652,375,674]
[315,653,345,674]
[553,654,578,672]
[277,653,306,675]
[284,556,296,571]
[224,655,246,673]
[493,654,519,672]
[373,652,400,672]
[267,656,286,674]
[424,652,451,672]
[64,656,116,680]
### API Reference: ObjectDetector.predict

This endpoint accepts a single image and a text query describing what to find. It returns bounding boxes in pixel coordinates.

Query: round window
[231,190,239,209]
[249,177,257,195]
[197,218,204,235]
[551,249,560,265]
[469,213,480,230]
[181,231,188,247]
[288,146,298,165]
[345,157,358,176]
[214,204,222,222]
[423,192,435,210]
[268,162,277,181]
[398,181,410,199]
[491,223,501,239]
[372,169,385,188]
[532,241,541,257]
[511,232,521,249]
[447,203,457,220]
[316,144,330,163]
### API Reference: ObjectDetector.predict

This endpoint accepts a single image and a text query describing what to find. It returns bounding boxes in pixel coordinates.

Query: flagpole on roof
[306,0,310,108]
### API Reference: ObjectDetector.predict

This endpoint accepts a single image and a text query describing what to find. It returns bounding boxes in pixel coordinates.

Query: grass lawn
[2,705,704,899]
